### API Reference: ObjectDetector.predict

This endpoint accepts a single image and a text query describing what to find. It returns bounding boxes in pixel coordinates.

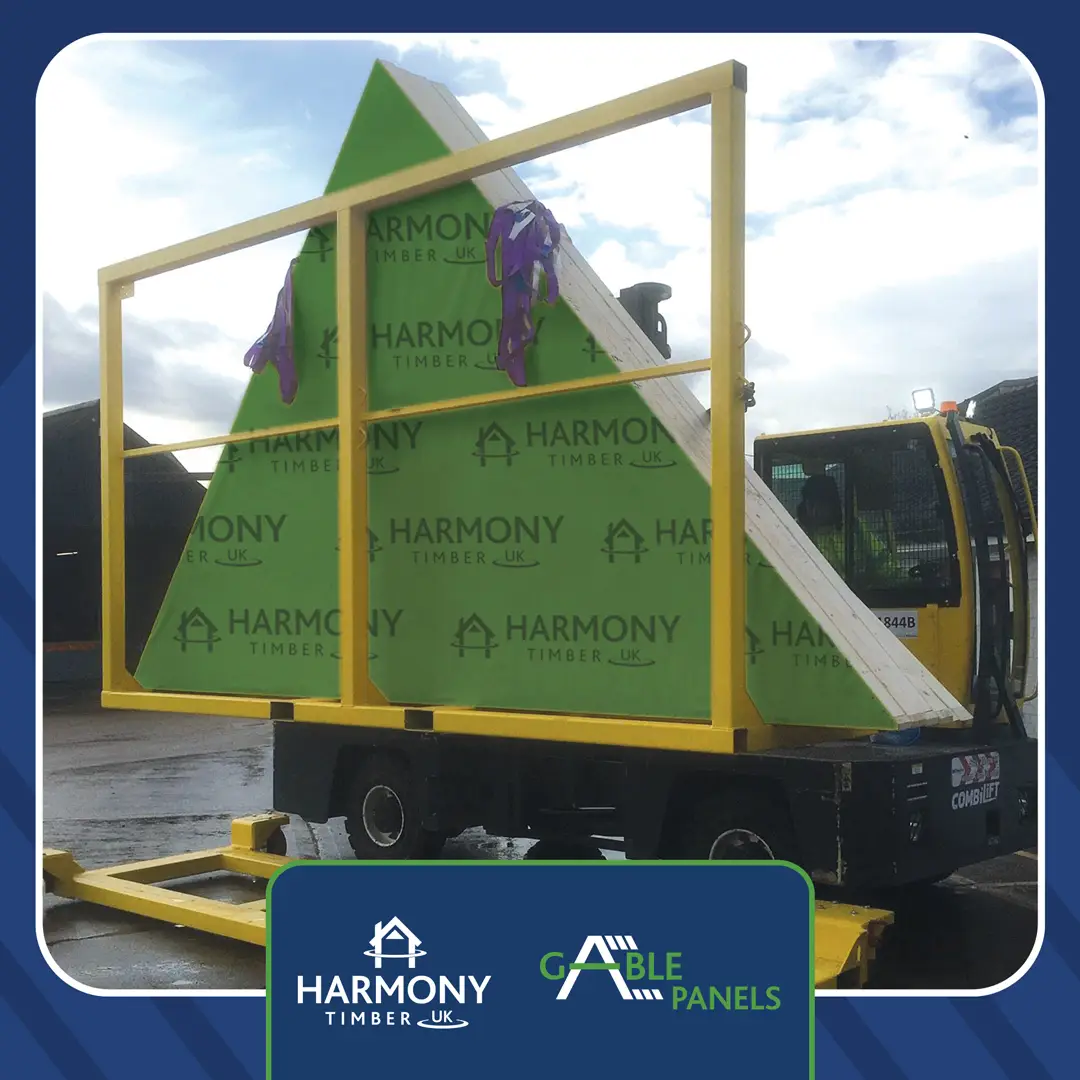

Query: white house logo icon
[364,917,426,968]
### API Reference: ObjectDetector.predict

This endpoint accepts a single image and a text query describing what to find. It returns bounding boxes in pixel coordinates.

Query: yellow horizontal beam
[364,357,712,424]
[117,358,711,461]
[219,850,293,879]
[122,417,337,461]
[292,700,406,726]
[101,689,275,718]
[106,852,225,883]
[433,707,732,751]
[101,690,871,755]
[56,873,270,945]
[99,61,741,286]
[290,698,742,753]
[96,848,287,886]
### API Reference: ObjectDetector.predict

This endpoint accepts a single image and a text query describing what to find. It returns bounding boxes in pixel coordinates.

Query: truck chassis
[274,721,1037,890]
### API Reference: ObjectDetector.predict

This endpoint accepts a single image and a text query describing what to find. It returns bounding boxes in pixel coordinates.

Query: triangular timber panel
[136,60,969,730]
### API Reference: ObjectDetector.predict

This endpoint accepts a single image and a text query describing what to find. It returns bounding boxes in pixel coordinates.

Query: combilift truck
[43,58,1038,987]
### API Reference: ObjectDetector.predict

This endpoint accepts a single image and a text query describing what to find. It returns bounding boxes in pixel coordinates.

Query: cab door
[755,422,971,705]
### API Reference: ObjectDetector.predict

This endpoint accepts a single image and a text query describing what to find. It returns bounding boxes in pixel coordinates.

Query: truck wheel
[679,788,797,863]
[344,755,446,860]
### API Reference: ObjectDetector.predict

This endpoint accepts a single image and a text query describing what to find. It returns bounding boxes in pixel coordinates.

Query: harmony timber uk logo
[174,608,221,653]
[451,614,499,658]
[447,611,680,669]
[213,422,422,476]
[473,422,518,466]
[366,917,426,968]
[601,519,649,563]
[187,512,286,569]
[298,916,491,1031]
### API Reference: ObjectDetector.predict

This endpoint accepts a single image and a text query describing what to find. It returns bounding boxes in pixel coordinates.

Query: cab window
[758,429,960,609]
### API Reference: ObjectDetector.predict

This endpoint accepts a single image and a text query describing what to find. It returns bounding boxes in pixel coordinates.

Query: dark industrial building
[959,375,1039,518]
[43,401,206,683]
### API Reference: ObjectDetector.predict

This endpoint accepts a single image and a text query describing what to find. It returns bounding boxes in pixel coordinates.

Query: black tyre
[264,827,288,857]
[678,786,797,863]
[344,754,446,860]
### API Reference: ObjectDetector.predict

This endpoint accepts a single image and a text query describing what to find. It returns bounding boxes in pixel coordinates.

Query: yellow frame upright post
[710,70,747,736]
[99,279,132,693]
[336,207,370,706]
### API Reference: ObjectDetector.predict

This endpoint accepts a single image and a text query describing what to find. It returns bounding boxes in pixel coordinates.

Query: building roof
[43,400,206,533]
[958,376,1038,516]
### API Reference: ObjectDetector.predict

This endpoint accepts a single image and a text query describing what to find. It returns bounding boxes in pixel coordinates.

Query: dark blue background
[4,10,1071,1079]
[267,862,812,1079]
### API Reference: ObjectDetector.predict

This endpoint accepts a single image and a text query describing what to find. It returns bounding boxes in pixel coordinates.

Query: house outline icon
[220,444,243,473]
[364,916,426,968]
[452,614,498,658]
[175,608,221,652]
[601,519,648,563]
[473,422,518,466]
[746,626,765,665]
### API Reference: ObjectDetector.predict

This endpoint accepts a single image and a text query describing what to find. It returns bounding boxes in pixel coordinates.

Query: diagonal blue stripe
[1046,887,1080,985]
[0,346,30,394]
[0,937,111,1080]
[1049,746,1080,827]
[0,745,33,842]
[817,1000,910,1080]
[953,999,1052,1080]
[154,1000,257,1080]
[0,552,33,654]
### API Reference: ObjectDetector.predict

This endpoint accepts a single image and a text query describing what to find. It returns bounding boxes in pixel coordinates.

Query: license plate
[872,609,919,638]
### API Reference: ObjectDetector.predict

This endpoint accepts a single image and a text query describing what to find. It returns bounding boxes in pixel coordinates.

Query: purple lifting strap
[244,258,299,405]
[485,200,562,387]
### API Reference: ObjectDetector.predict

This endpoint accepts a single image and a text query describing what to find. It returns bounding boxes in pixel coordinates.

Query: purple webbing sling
[485,200,562,387]
[243,258,299,405]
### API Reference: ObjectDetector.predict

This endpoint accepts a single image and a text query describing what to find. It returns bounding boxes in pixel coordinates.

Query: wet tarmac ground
[41,686,1038,992]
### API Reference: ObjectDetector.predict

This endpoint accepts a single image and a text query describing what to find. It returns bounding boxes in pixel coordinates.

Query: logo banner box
[267,862,813,1079]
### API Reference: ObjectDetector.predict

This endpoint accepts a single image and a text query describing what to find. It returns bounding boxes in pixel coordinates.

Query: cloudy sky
[37,34,1040,472]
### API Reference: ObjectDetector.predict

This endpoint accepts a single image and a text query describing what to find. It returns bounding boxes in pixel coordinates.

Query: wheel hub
[361,784,405,848]
[707,827,775,861]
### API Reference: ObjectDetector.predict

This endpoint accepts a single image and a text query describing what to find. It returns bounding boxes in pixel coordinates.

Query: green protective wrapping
[135,62,896,730]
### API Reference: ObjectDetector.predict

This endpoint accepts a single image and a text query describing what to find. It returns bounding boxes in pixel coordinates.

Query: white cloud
[37,39,309,441]
[38,34,1040,459]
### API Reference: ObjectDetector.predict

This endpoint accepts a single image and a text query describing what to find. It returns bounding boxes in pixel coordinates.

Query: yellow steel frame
[97,59,799,753]
[814,900,893,990]
[43,814,290,946]
[43,816,890,988]
[78,62,905,973]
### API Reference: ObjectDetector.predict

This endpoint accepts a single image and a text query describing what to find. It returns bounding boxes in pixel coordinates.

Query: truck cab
[754,410,1036,738]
